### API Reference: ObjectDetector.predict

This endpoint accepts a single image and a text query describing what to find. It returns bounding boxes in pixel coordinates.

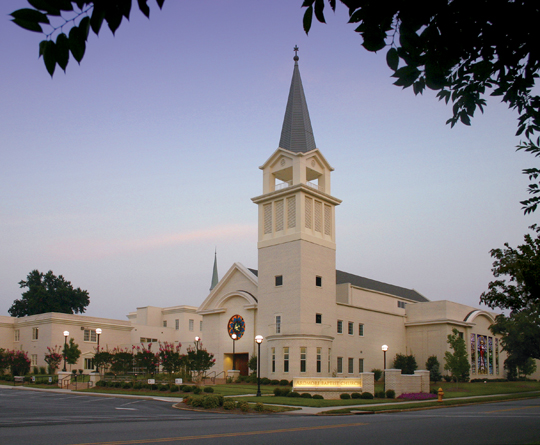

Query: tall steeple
[278,46,317,153]
[210,249,219,291]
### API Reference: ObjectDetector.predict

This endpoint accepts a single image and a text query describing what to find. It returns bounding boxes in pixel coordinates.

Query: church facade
[1,53,523,382]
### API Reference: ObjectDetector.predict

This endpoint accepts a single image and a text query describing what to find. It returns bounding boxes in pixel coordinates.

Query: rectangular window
[189,319,194,331]
[328,348,331,373]
[348,357,354,374]
[84,329,97,342]
[14,329,20,342]
[32,327,39,340]
[283,347,289,373]
[316,347,322,373]
[316,276,322,287]
[358,323,364,336]
[398,301,406,309]
[337,320,343,334]
[163,320,167,328]
[276,315,281,334]
[275,275,283,286]
[84,358,94,370]
[300,347,306,373]
[272,348,276,373]
[359,358,364,373]
[175,319,179,330]
[200,320,203,331]
[31,354,38,366]
[348,321,354,335]
[315,313,322,324]
[337,357,343,374]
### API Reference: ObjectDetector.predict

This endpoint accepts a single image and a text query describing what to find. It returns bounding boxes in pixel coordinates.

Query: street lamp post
[194,336,200,351]
[382,344,388,394]
[63,331,69,372]
[231,333,237,370]
[255,335,263,397]
[96,328,102,350]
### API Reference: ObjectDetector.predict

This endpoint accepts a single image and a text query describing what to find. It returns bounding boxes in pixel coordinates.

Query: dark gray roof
[278,55,317,153]
[247,268,428,303]
[336,270,429,303]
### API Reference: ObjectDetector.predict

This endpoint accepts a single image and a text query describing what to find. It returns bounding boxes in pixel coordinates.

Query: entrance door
[236,353,249,376]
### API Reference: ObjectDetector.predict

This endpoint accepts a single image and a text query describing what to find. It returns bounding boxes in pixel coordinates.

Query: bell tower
[252,48,341,377]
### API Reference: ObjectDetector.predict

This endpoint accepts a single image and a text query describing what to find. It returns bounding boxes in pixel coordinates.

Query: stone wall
[384,369,430,396]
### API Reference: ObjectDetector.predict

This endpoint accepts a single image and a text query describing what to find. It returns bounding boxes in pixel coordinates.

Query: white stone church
[2,52,523,381]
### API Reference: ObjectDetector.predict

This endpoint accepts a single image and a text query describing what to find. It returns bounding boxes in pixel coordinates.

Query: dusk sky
[1,1,535,320]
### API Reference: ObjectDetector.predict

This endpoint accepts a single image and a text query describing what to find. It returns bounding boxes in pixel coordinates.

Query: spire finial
[293,45,299,63]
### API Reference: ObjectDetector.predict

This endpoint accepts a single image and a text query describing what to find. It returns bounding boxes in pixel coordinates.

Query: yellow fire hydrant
[438,387,444,402]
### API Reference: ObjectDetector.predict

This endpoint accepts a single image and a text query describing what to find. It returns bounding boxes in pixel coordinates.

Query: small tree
[425,355,442,382]
[110,348,133,375]
[5,350,31,376]
[505,356,537,380]
[371,369,383,381]
[444,329,470,382]
[392,353,418,374]
[248,355,257,373]
[0,348,5,375]
[93,350,113,374]
[63,338,81,371]
[186,344,215,381]
[44,346,63,374]
[158,342,183,381]
[134,344,158,375]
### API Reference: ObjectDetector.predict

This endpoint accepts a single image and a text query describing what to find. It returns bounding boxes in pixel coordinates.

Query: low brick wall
[384,369,430,396]
[292,373,375,399]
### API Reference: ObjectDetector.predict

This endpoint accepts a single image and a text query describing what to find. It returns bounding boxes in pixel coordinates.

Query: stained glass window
[488,337,493,375]
[495,338,500,375]
[477,335,487,374]
[470,334,476,374]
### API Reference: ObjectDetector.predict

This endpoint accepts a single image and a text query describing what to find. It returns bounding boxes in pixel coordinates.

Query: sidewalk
[3,384,539,415]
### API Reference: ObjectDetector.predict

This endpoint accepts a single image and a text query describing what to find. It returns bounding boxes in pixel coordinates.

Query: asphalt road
[1,387,539,444]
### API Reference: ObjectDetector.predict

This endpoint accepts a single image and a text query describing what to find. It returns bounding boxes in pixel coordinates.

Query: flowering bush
[4,349,31,376]
[110,348,134,374]
[134,344,159,374]
[44,346,63,374]
[397,392,437,400]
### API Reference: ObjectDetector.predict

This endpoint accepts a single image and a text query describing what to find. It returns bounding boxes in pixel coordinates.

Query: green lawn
[429,381,540,398]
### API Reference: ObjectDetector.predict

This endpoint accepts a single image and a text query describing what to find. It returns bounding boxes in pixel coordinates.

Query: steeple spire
[210,249,219,291]
[278,46,317,153]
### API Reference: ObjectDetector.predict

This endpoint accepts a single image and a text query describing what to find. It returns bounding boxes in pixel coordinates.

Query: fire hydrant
[437,387,444,402]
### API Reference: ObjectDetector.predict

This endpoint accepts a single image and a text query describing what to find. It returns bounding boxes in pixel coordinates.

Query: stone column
[360,372,375,395]
[57,371,71,389]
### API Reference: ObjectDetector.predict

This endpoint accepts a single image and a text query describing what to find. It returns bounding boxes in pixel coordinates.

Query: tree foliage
[44,346,63,374]
[3,350,31,376]
[10,1,165,77]
[480,225,540,364]
[425,355,442,382]
[303,0,540,213]
[444,328,470,382]
[63,337,81,369]
[9,270,90,317]
[392,353,417,374]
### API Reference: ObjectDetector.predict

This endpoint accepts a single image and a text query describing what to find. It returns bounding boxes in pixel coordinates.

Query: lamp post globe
[63,331,69,372]
[194,336,200,351]
[255,335,263,397]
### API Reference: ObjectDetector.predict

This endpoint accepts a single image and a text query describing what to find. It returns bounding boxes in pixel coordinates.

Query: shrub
[426,355,442,382]
[274,387,290,397]
[270,379,280,385]
[287,391,300,398]
[96,380,107,387]
[273,387,282,396]
[193,386,202,394]
[170,385,179,393]
[39,366,47,374]
[133,382,142,390]
[122,382,132,389]
[203,386,214,393]
[279,379,289,386]
[223,400,236,410]
[360,392,374,399]
[374,391,386,398]
[340,393,351,399]
[386,389,396,399]
[202,395,220,409]
[190,396,203,408]
[114,382,122,388]
[237,401,249,412]
[150,384,158,390]
[159,385,168,391]
[300,393,312,398]
[182,385,193,392]
[393,353,418,374]
[261,377,271,385]
[443,375,452,382]
[371,369,383,381]
[254,402,264,412]
[33,366,39,374]
[312,394,324,399]
[351,392,361,399]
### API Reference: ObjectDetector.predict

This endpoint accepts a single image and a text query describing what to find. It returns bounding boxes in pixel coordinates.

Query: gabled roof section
[278,49,316,153]
[336,270,429,303]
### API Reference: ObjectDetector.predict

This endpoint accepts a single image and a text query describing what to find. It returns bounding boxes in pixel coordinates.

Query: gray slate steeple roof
[210,250,219,291]
[278,47,317,153]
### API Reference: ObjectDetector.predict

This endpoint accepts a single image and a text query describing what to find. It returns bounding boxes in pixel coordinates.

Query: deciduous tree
[480,225,540,365]
[9,270,90,317]
[64,338,81,371]
[444,328,470,382]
